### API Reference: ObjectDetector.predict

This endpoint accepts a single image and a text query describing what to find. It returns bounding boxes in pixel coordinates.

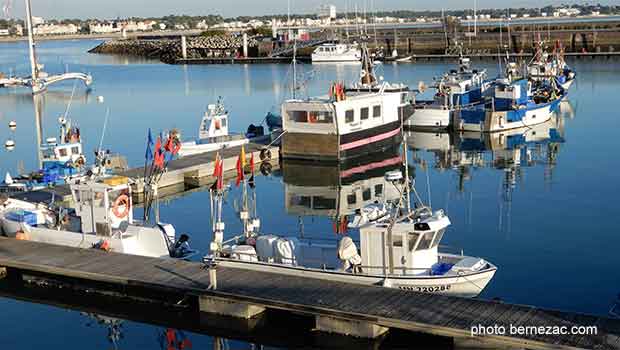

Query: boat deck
[0,238,617,350]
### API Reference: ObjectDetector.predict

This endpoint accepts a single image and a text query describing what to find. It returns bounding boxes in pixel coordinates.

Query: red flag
[235,153,244,186]
[212,153,224,190]
[172,141,181,155]
[164,137,173,153]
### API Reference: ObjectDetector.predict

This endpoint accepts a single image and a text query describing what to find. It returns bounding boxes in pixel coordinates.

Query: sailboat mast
[24,0,37,81]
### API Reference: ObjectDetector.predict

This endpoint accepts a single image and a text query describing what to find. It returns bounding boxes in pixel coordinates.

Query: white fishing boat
[408,55,489,130]
[282,44,412,161]
[528,40,576,91]
[206,162,497,297]
[311,43,361,63]
[178,100,250,158]
[0,176,192,259]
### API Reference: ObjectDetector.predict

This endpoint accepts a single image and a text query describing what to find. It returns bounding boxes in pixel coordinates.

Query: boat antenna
[98,107,110,155]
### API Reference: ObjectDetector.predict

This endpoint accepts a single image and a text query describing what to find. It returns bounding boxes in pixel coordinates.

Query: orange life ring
[308,114,318,123]
[214,119,221,130]
[112,194,130,219]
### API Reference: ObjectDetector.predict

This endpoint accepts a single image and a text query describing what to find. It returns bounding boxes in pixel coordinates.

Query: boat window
[71,146,80,155]
[347,193,356,205]
[345,109,354,123]
[362,188,371,201]
[417,231,435,250]
[360,107,369,120]
[393,238,403,247]
[373,105,381,118]
[58,148,68,157]
[401,93,407,104]
[313,197,336,210]
[408,232,420,251]
[221,118,227,127]
[375,184,383,196]
[41,148,55,159]
[290,195,311,208]
[308,111,334,124]
[289,110,308,123]
[94,191,105,208]
[431,229,446,248]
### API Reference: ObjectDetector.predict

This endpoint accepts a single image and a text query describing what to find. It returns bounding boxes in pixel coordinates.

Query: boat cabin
[358,212,451,275]
[488,79,531,111]
[199,103,229,140]
[281,88,408,160]
[70,176,133,236]
[40,140,83,166]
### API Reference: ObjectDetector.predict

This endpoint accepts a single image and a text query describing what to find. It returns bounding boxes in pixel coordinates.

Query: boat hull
[216,256,497,298]
[407,106,452,130]
[458,98,563,133]
[282,120,402,161]
[178,139,249,157]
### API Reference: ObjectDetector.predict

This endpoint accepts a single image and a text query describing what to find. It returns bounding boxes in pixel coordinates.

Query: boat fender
[112,194,130,219]
[259,148,272,161]
[15,231,30,241]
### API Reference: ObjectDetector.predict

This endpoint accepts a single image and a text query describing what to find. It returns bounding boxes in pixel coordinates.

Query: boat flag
[235,146,246,187]
[211,152,223,191]
[145,128,154,161]
[248,153,255,188]
[154,135,165,169]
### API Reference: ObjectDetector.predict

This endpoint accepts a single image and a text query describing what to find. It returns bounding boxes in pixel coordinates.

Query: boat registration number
[401,285,451,293]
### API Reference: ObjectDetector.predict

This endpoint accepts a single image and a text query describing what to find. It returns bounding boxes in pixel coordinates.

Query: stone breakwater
[89,35,259,64]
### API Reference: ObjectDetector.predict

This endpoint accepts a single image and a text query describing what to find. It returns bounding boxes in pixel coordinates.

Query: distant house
[89,22,121,34]
[33,23,79,35]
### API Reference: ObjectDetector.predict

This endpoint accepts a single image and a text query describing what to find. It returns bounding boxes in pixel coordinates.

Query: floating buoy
[97,96,104,103]
[4,139,15,151]
[8,120,16,130]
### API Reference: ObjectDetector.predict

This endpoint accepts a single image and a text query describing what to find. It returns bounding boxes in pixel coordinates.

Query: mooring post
[181,36,188,59]
[209,265,217,290]
[242,33,249,58]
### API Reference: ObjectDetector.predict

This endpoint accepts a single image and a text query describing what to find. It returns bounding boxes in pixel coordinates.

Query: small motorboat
[311,43,361,63]
[178,99,252,158]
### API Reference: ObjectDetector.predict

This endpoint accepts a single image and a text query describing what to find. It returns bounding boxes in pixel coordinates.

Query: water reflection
[407,113,566,234]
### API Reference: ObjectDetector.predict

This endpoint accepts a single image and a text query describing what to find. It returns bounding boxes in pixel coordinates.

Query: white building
[33,23,79,35]
[318,4,336,20]
[89,22,120,34]
[31,16,44,26]
[0,29,9,36]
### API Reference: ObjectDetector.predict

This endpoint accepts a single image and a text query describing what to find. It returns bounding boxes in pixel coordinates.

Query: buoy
[8,120,16,130]
[4,139,15,151]
[97,96,104,103]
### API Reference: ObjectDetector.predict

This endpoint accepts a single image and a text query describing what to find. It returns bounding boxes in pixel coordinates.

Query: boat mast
[24,0,38,83]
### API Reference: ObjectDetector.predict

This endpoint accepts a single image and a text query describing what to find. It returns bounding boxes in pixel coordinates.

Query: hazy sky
[5,0,618,19]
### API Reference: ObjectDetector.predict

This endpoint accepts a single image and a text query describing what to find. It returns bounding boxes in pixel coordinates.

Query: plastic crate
[5,210,37,226]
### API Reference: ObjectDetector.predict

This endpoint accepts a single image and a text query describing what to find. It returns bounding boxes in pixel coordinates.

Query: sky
[4,0,619,20]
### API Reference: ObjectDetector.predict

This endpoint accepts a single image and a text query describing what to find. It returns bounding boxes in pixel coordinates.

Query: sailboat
[22,0,92,94]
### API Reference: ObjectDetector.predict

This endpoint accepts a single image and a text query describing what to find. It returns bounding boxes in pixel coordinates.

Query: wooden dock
[9,142,279,205]
[0,238,617,350]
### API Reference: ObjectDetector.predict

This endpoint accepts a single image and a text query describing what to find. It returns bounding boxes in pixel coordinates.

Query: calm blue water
[1,39,620,348]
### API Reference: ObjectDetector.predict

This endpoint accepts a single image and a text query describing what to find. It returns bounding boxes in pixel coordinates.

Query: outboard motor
[338,236,362,273]
[171,233,192,259]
